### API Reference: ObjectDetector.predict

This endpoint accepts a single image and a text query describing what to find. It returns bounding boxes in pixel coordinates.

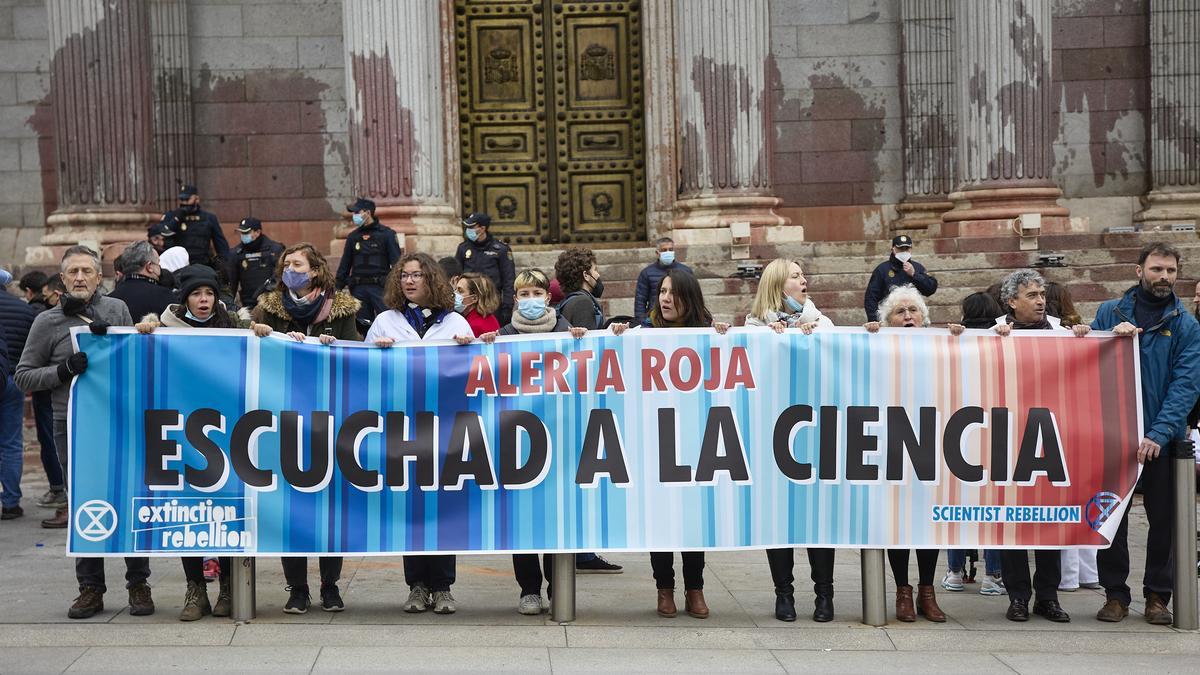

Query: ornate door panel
[456,0,645,245]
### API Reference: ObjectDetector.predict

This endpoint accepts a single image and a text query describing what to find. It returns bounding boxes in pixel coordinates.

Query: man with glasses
[455,213,516,325]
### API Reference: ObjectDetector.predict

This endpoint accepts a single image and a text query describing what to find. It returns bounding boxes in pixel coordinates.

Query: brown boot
[895,585,916,622]
[656,589,677,617]
[916,584,946,622]
[1144,593,1173,625]
[685,589,709,619]
[41,506,68,529]
[1096,598,1128,622]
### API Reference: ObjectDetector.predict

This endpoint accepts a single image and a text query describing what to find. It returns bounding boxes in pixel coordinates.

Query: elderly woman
[744,258,836,622]
[864,285,946,623]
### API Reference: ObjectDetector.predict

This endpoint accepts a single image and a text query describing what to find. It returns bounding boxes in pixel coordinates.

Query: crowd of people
[0,187,1196,630]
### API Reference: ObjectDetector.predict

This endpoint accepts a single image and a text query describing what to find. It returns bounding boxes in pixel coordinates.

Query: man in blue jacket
[1091,242,1200,625]
[0,268,35,520]
[634,237,692,325]
[863,234,938,321]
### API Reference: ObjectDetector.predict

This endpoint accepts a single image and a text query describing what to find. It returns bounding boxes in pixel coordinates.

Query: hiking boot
[941,569,965,592]
[320,583,344,612]
[403,584,431,613]
[127,581,155,616]
[656,589,677,617]
[518,593,544,615]
[41,506,68,529]
[203,559,220,582]
[283,585,310,614]
[980,575,1007,596]
[1,505,25,520]
[576,555,623,573]
[179,581,211,621]
[432,590,456,614]
[1096,598,1129,622]
[68,587,104,619]
[212,578,231,617]
[1145,593,1173,625]
[37,489,67,508]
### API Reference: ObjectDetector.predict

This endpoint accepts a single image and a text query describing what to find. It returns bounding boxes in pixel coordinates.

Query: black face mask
[179,203,199,214]
[60,293,89,317]
[592,278,605,298]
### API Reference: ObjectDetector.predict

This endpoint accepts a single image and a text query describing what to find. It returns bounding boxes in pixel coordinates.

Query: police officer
[171,184,230,270]
[454,213,515,325]
[335,198,402,329]
[227,217,285,310]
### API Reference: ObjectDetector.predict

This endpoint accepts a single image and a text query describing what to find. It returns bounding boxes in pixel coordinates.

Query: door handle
[581,135,618,147]
[485,137,523,150]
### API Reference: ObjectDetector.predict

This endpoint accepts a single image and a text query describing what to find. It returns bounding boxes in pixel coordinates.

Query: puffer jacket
[253,288,361,341]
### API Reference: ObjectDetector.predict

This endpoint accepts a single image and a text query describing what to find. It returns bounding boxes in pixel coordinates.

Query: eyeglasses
[400,272,424,281]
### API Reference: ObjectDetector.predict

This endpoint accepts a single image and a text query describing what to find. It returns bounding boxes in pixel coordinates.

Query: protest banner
[67,326,1142,556]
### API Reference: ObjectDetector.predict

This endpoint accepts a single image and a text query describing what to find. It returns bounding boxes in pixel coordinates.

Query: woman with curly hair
[454,271,501,337]
[365,253,472,615]
[554,246,604,330]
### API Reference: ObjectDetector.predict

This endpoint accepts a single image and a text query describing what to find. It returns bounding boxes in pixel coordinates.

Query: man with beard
[993,270,1090,624]
[1091,242,1200,625]
[14,246,154,619]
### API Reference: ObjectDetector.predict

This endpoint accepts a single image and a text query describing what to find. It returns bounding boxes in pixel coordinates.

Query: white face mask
[895,251,912,263]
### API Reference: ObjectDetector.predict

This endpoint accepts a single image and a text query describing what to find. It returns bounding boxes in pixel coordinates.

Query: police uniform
[455,234,515,325]
[171,185,230,270]
[228,219,284,309]
[335,200,402,328]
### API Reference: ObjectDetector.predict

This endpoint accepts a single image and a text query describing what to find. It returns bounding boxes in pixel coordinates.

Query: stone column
[30,0,160,264]
[671,0,792,253]
[642,0,677,240]
[1135,1,1200,228]
[942,0,1070,237]
[149,0,194,211]
[340,0,458,255]
[894,0,956,233]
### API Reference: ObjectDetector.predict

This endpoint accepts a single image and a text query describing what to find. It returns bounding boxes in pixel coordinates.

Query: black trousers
[1098,453,1175,605]
[350,283,387,327]
[765,548,835,595]
[182,557,231,585]
[56,420,152,593]
[281,557,343,588]
[404,555,456,593]
[512,554,554,598]
[887,549,939,587]
[1001,550,1061,603]
[650,552,704,591]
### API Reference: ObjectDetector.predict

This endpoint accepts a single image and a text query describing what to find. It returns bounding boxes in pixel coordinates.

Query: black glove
[88,319,109,335]
[56,352,88,382]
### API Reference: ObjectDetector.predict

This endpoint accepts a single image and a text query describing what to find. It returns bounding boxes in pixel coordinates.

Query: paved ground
[2,444,1198,674]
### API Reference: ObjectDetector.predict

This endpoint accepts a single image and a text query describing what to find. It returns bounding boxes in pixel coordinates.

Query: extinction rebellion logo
[1086,491,1122,531]
[132,497,252,553]
[74,500,118,542]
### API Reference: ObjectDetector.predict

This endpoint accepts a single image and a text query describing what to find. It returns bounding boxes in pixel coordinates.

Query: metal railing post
[1173,439,1198,630]
[230,556,256,622]
[861,549,887,626]
[551,553,576,623]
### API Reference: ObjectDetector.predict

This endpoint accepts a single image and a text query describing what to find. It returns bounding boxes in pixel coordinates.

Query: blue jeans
[0,376,24,508]
[32,390,62,489]
[947,549,1001,576]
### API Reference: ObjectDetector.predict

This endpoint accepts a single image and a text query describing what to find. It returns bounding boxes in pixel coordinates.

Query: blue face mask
[465,227,479,242]
[240,233,253,244]
[454,292,467,314]
[185,309,213,324]
[659,250,675,266]
[784,295,805,314]
[282,269,310,291]
[518,297,547,320]
[352,212,367,227]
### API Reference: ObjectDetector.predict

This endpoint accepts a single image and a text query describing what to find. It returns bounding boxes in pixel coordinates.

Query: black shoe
[813,593,834,622]
[1033,599,1070,622]
[1006,598,1030,622]
[283,585,311,614]
[576,555,623,573]
[0,505,23,520]
[127,581,155,616]
[320,583,344,612]
[774,592,796,622]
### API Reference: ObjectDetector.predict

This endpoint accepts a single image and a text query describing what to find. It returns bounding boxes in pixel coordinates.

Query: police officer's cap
[147,221,175,238]
[463,213,491,229]
[892,234,914,248]
[178,184,198,200]
[346,197,376,213]
[237,217,262,233]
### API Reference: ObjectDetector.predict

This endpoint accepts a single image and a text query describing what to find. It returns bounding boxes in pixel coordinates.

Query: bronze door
[455,0,646,245]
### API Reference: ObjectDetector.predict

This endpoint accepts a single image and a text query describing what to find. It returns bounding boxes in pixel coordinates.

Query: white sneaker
[518,593,544,615]
[432,590,457,614]
[941,570,965,591]
[980,575,1007,596]
[403,584,431,613]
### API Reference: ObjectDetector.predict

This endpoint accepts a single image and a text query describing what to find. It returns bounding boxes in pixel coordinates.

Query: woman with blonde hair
[744,258,835,622]
[454,271,501,337]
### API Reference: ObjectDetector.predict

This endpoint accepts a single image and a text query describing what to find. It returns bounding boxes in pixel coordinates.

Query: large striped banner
[67,326,1142,556]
